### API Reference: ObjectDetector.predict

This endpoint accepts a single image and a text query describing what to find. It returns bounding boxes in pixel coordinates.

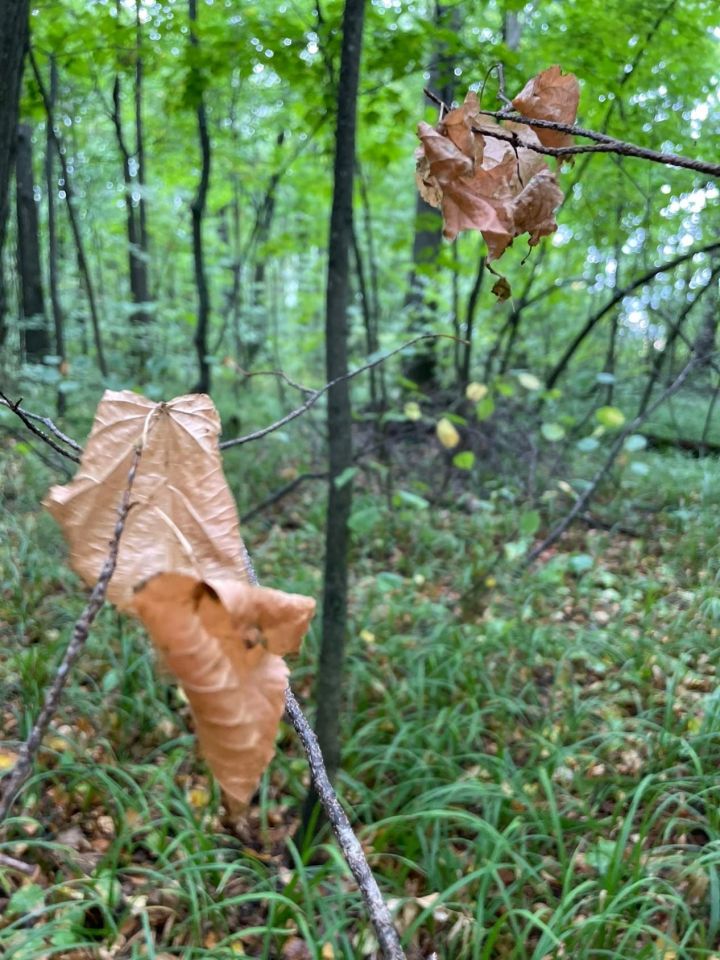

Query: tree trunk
[189,0,212,394]
[402,2,458,389]
[0,0,30,347]
[45,58,65,413]
[30,51,107,377]
[16,123,49,360]
[306,0,365,816]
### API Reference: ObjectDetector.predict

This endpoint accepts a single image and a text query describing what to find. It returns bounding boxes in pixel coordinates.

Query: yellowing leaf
[436,418,460,449]
[595,405,626,429]
[465,382,488,402]
[44,390,251,610]
[133,573,315,806]
[404,401,422,421]
[517,372,541,391]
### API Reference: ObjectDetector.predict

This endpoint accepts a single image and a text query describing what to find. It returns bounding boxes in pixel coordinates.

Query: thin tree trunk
[304,0,365,823]
[402,2,458,389]
[16,123,49,360]
[189,0,212,394]
[45,57,65,414]
[29,50,107,377]
[0,0,30,347]
[135,0,149,258]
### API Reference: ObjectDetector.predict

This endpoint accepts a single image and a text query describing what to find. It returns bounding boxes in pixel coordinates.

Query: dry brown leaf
[44,390,250,609]
[415,79,566,258]
[511,65,580,149]
[132,573,315,805]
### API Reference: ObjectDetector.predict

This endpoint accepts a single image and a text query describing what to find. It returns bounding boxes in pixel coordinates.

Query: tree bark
[189,0,212,394]
[307,0,365,809]
[16,123,50,360]
[44,57,65,413]
[0,0,30,347]
[402,2,458,389]
[29,51,107,377]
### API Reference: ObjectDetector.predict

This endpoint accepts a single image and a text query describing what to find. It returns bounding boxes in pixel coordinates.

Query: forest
[1,0,720,957]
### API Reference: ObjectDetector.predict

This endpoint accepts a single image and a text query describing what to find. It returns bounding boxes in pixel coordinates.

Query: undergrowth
[2,428,720,959]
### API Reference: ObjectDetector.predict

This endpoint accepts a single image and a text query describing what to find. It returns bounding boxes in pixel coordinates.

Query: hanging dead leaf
[133,572,315,806]
[415,74,567,258]
[491,277,512,302]
[44,390,251,610]
[511,65,580,149]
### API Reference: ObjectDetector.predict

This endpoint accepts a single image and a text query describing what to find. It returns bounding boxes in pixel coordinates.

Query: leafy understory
[2,439,720,959]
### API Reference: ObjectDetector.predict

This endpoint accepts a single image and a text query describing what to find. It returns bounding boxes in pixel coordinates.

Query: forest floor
[2,430,720,960]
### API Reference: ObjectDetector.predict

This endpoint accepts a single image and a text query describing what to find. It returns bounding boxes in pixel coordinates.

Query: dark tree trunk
[44,58,65,414]
[189,0,212,394]
[30,51,107,377]
[402,2,458,388]
[0,0,30,347]
[16,123,49,360]
[306,0,365,814]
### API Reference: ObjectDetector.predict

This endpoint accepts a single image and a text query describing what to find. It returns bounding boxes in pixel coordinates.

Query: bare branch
[0,445,142,823]
[0,393,81,462]
[219,334,461,450]
[526,358,697,565]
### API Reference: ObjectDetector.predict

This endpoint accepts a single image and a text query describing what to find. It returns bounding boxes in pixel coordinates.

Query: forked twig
[0,393,81,463]
[0,445,142,822]
[219,334,461,450]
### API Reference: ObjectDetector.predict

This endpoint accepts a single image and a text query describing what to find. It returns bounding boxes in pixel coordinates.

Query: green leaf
[333,466,358,490]
[393,490,430,510]
[519,510,541,537]
[577,436,599,452]
[630,461,650,476]
[475,396,495,421]
[452,451,475,470]
[8,883,45,916]
[541,422,565,442]
[624,434,647,453]
[595,406,625,429]
[569,553,594,574]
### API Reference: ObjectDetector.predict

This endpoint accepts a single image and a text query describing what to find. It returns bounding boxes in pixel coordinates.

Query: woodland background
[1,0,720,958]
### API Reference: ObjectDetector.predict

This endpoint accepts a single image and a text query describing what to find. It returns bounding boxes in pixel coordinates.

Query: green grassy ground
[2,435,720,959]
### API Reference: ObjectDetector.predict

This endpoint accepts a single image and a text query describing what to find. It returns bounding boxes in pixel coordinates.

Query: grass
[2,421,720,959]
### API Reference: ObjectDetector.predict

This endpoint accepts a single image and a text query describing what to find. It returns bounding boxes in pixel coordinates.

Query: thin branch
[240,471,326,523]
[0,446,142,823]
[0,851,36,876]
[526,358,697,565]
[0,394,81,462]
[423,88,720,180]
[219,334,461,450]
[242,549,406,959]
[284,688,406,959]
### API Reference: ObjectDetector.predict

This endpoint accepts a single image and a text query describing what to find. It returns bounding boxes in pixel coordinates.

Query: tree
[15,123,50,360]
[307,0,366,813]
[0,0,30,348]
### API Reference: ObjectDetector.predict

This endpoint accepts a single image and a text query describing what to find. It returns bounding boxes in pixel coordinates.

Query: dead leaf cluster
[416,66,579,258]
[45,390,316,805]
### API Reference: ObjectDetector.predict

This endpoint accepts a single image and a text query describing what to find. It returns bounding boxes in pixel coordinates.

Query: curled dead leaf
[511,65,580,149]
[133,573,315,805]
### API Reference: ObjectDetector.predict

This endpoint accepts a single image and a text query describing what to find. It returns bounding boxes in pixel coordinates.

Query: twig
[284,688,406,960]
[0,445,142,823]
[0,851,36,875]
[526,358,697,565]
[0,394,81,462]
[219,334,460,450]
[240,471,326,523]
[244,551,406,960]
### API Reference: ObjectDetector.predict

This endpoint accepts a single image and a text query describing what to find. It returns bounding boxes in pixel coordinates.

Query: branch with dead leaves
[0,398,408,960]
[423,89,720,180]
